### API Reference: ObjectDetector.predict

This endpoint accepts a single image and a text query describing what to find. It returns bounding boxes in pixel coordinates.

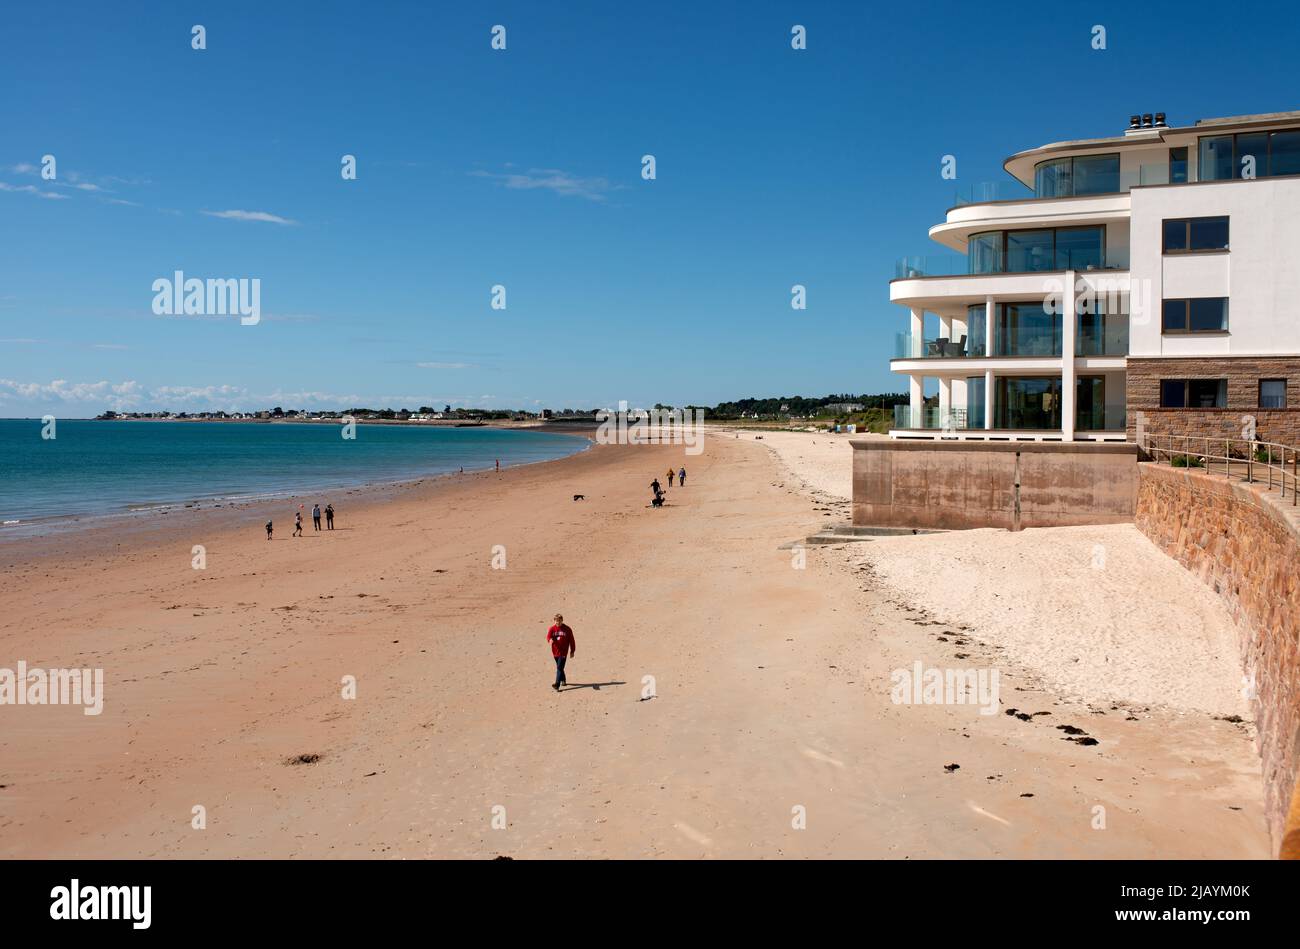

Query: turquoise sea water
[0,419,587,531]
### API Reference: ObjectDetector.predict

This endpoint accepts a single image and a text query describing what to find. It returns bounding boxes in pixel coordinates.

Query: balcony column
[938,376,951,425]
[909,373,923,429]
[985,295,995,356]
[938,313,952,344]
[984,369,994,431]
[909,307,924,358]
[1061,272,1077,441]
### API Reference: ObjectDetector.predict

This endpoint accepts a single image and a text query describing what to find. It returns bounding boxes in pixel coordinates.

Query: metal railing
[1146,432,1300,505]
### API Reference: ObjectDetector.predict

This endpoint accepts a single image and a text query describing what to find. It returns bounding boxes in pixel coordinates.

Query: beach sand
[0,433,1270,858]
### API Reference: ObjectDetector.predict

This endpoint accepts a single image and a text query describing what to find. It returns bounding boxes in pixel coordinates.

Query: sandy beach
[0,432,1269,858]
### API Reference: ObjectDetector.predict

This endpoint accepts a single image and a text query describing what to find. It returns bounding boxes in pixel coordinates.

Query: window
[1271,130,1300,176]
[1169,147,1188,183]
[1076,296,1129,356]
[1260,379,1287,409]
[968,226,1105,274]
[995,377,1062,429]
[1162,298,1228,333]
[996,303,1061,356]
[1199,127,1300,180]
[1033,154,1120,197]
[1160,379,1228,408]
[965,304,987,356]
[1005,229,1054,272]
[1162,216,1229,253]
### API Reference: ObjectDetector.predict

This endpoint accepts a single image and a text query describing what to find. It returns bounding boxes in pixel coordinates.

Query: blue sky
[2,0,1298,416]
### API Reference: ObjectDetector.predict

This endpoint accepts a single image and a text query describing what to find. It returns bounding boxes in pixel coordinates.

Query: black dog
[573,494,585,501]
[651,495,665,507]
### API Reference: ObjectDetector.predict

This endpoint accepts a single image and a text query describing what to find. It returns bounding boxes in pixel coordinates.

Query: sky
[2,0,1299,417]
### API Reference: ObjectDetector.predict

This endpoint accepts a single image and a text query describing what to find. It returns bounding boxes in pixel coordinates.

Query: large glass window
[1072,154,1120,194]
[1162,216,1229,253]
[968,232,1003,275]
[1199,127,1300,180]
[995,377,1062,429]
[1270,130,1300,176]
[1199,135,1235,181]
[1162,298,1228,333]
[1032,154,1119,197]
[966,375,986,428]
[969,226,1105,274]
[965,304,987,356]
[1033,157,1072,198]
[1160,379,1228,408]
[1054,226,1105,270]
[1076,296,1128,356]
[1076,376,1107,431]
[1005,229,1055,272]
[996,303,1061,356]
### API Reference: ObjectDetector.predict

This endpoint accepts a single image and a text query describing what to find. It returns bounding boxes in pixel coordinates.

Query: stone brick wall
[1135,463,1300,856]
[1127,356,1300,444]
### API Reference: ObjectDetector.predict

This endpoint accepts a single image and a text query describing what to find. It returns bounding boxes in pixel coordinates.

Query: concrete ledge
[852,438,1138,455]
[851,439,1138,531]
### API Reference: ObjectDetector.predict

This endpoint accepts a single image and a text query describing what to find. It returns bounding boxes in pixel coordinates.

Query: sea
[0,418,588,534]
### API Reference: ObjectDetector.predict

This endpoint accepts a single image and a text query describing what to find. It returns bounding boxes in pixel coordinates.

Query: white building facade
[889,110,1300,444]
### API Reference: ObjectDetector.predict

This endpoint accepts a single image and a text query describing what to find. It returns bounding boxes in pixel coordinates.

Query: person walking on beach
[679,466,686,486]
[495,458,500,473]
[293,511,303,537]
[312,503,322,532]
[266,520,273,541]
[667,468,675,487]
[325,503,334,530]
[547,614,576,691]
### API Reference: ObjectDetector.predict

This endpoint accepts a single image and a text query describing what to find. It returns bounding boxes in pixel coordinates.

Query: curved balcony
[931,194,1131,249]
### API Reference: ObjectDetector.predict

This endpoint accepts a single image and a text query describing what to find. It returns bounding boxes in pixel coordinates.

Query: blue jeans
[553,656,568,686]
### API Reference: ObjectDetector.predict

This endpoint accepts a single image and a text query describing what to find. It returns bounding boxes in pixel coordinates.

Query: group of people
[650,466,687,506]
[266,502,335,540]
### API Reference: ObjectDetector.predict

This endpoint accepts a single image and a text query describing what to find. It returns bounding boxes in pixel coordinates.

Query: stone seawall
[1135,463,1300,856]
[851,440,1138,531]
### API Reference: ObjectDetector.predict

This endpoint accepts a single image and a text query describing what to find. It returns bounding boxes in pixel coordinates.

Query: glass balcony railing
[893,405,970,431]
[894,255,969,279]
[895,245,1128,280]
[952,181,1034,206]
[894,332,986,359]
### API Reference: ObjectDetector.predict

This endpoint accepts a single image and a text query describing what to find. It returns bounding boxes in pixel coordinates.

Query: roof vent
[1128,114,1142,130]
[1154,112,1167,128]
[1142,113,1154,128]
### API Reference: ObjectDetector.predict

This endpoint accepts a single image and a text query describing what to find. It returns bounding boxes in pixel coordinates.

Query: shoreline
[0,425,593,544]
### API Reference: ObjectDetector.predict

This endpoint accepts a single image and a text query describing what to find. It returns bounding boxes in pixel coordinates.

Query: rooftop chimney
[1154,112,1167,128]
[1142,113,1154,128]
[1128,114,1142,130]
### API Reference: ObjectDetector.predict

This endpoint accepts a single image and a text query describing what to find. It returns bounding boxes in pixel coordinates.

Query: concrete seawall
[850,440,1139,531]
[1136,463,1300,856]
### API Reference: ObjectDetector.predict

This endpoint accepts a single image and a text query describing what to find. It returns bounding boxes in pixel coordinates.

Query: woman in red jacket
[547,614,576,691]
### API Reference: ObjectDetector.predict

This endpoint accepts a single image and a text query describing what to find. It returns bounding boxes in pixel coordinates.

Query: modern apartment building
[889,110,1300,444]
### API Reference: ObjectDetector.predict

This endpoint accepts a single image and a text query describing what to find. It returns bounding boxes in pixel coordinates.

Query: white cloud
[470,167,619,202]
[416,361,476,370]
[202,209,299,225]
[0,182,70,199]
